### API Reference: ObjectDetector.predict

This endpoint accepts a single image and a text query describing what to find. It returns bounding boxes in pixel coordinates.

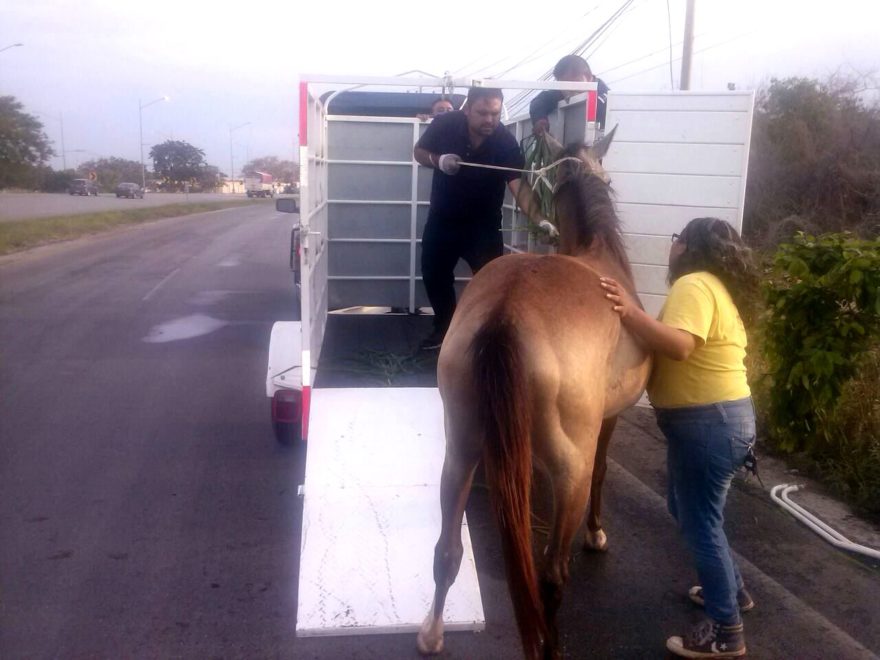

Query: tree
[195,164,222,192]
[149,140,211,191]
[78,156,144,192]
[239,155,299,183]
[744,75,880,246]
[0,95,54,189]
[39,167,76,193]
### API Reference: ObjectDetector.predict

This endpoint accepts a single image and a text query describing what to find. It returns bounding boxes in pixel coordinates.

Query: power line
[506,0,638,114]
[454,1,612,79]
[582,0,643,62]
[606,32,749,86]
[491,1,612,79]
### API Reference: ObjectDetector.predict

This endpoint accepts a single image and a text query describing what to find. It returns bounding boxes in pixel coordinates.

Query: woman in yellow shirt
[600,217,758,659]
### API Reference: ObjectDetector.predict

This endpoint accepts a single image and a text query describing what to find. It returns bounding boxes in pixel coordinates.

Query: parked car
[115,182,144,199]
[69,178,99,196]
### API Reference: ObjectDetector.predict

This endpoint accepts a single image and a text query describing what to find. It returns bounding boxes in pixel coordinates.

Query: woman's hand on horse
[599,277,637,319]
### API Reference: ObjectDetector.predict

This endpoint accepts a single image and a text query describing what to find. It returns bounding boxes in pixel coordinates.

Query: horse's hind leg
[540,447,593,660]
[584,416,616,552]
[417,447,480,655]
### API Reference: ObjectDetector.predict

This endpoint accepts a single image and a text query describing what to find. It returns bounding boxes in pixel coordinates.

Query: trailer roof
[320,91,467,117]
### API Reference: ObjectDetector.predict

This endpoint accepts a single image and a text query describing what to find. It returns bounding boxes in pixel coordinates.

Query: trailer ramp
[296,387,485,636]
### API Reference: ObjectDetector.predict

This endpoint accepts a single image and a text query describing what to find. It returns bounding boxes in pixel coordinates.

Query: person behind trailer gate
[413,86,556,351]
[530,54,610,136]
[417,97,455,122]
[599,217,760,659]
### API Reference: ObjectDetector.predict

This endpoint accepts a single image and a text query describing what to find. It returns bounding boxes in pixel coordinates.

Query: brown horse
[416,131,651,660]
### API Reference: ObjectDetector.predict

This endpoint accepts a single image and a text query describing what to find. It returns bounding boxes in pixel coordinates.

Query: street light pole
[37,111,67,170]
[229,122,251,194]
[139,96,169,190]
[59,113,67,170]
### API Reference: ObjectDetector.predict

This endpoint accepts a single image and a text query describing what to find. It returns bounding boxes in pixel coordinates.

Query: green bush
[760,232,880,513]
[822,345,880,513]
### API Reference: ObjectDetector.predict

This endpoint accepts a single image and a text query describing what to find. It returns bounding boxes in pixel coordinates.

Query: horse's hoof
[416,630,444,655]
[583,528,608,552]
[417,614,444,655]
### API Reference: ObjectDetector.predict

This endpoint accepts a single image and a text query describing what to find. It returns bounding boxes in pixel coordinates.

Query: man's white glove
[538,219,559,238]
[437,153,462,175]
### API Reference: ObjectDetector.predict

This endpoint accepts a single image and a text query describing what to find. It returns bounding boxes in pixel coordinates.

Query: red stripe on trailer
[299,81,309,146]
[586,90,598,122]
[301,385,311,441]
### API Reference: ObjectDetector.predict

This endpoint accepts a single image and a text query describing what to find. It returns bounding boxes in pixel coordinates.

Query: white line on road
[142,268,181,301]
[606,458,879,659]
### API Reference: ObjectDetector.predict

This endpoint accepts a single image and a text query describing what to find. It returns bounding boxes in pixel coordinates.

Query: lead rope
[458,155,583,197]
[457,155,584,226]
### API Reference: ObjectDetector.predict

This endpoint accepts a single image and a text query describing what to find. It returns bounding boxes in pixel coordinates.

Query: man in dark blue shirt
[414,86,555,350]
[530,55,609,135]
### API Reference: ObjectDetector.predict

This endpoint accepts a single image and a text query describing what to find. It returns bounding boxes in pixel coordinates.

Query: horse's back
[439,252,649,421]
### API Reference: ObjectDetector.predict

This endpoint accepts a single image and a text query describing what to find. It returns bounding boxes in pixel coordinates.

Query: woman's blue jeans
[655,397,756,626]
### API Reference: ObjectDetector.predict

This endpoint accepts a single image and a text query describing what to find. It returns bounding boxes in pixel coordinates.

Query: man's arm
[507,178,542,222]
[507,178,557,237]
[413,146,439,169]
[529,90,564,136]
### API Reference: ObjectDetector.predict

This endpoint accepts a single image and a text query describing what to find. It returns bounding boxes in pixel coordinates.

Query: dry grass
[0,199,266,255]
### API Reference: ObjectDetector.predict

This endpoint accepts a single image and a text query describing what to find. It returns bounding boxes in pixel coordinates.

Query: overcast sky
[1,0,877,174]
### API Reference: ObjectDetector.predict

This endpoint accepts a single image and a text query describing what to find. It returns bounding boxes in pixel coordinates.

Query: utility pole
[680,0,696,91]
[229,122,251,194]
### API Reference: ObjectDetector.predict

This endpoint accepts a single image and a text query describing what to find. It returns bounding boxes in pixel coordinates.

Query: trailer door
[602,91,755,317]
[297,82,331,436]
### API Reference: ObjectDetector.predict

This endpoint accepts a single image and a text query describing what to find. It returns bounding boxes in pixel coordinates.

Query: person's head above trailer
[431,97,454,115]
[553,54,594,83]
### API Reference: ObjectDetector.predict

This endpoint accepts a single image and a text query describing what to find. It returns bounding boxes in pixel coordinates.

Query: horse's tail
[471,310,546,660]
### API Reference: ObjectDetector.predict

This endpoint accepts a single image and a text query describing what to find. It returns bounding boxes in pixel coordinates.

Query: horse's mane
[553,145,632,278]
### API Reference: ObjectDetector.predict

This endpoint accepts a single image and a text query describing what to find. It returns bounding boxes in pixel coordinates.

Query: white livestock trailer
[266,74,755,638]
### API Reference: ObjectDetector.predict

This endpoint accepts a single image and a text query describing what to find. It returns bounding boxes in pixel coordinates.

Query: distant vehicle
[245,171,274,198]
[115,182,145,199]
[69,178,99,196]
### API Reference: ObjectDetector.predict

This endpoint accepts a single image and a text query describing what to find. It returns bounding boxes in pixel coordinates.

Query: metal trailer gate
[267,74,754,639]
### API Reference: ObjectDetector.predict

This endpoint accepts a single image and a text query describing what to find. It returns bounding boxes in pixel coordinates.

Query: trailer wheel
[273,418,302,446]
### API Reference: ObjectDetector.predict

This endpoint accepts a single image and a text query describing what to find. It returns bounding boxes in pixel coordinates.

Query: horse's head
[552,126,629,268]
[555,125,617,186]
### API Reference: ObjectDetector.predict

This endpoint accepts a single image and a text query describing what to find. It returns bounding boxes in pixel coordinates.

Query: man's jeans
[655,397,756,626]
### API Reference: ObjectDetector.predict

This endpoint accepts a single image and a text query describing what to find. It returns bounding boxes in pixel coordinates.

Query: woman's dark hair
[668,217,758,315]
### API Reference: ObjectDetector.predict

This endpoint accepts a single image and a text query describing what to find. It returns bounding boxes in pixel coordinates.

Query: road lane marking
[142,268,180,301]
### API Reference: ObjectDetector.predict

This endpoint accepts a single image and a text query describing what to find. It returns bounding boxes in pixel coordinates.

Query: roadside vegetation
[743,74,880,518]
[0,93,299,194]
[0,200,266,255]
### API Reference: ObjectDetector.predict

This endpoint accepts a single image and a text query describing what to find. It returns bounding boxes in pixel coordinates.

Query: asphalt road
[1,204,878,659]
[0,191,256,222]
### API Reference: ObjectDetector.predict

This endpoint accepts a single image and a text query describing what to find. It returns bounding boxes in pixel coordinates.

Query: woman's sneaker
[688,586,755,613]
[666,619,746,658]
